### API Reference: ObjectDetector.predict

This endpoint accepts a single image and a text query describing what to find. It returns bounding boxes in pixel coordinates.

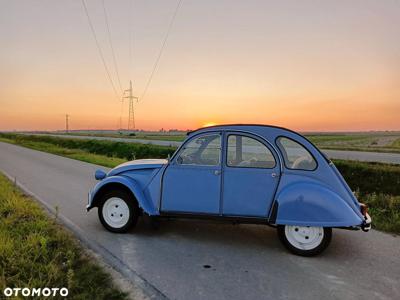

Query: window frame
[174,133,222,167]
[225,133,277,169]
[275,136,318,171]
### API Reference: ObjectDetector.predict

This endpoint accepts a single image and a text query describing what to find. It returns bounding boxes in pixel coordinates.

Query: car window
[227,135,276,168]
[176,134,221,166]
[276,137,317,170]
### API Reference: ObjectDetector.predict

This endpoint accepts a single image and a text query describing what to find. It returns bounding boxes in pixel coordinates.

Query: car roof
[188,124,300,138]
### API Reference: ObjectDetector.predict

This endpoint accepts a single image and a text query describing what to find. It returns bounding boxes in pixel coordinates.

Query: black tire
[98,189,139,233]
[277,225,332,257]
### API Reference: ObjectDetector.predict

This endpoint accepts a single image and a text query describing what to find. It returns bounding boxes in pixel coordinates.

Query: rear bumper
[361,213,372,232]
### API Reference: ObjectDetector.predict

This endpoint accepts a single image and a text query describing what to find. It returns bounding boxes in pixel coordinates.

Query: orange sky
[0,0,399,132]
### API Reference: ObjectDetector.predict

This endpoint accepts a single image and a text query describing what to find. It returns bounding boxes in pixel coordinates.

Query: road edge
[1,170,168,300]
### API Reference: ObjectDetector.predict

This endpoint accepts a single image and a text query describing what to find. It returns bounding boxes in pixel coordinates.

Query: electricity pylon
[123,80,138,131]
[65,114,69,133]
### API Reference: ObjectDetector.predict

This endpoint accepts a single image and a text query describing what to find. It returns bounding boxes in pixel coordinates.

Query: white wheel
[98,190,139,233]
[102,197,130,229]
[285,226,324,250]
[277,225,332,256]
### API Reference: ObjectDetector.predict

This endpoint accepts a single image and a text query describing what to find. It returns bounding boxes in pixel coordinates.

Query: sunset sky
[0,0,399,131]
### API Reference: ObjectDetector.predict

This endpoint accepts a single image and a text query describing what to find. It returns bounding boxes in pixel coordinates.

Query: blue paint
[87,124,369,229]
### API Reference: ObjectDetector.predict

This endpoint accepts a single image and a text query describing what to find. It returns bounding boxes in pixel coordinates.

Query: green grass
[333,160,400,196]
[1,133,399,234]
[360,193,400,234]
[0,173,128,299]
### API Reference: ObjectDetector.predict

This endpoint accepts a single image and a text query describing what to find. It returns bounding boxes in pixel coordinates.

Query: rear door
[222,133,280,217]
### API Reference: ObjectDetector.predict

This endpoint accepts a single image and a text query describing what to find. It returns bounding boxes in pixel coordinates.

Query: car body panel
[88,124,369,229]
[221,131,282,217]
[88,174,160,216]
[274,181,363,226]
[161,164,222,214]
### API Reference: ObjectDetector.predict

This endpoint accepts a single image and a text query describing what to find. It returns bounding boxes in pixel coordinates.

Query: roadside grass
[359,193,400,234]
[1,133,399,234]
[0,173,128,299]
[333,160,400,196]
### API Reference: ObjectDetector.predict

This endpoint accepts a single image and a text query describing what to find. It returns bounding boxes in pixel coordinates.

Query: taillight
[360,203,368,216]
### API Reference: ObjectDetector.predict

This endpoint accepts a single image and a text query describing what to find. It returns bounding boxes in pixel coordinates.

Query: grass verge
[0,133,399,234]
[0,173,128,299]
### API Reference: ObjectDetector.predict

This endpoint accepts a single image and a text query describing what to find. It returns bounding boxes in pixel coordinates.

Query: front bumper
[361,213,372,232]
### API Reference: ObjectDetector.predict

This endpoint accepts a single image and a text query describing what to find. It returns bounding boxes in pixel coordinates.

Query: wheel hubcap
[102,197,130,229]
[285,226,324,250]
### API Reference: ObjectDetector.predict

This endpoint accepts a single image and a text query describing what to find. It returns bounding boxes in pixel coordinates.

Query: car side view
[87,124,371,256]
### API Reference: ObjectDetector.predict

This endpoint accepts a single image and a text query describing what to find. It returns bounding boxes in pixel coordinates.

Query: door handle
[271,172,278,178]
[214,170,222,176]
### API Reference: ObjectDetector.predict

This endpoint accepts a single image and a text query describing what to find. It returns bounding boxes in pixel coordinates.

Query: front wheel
[98,190,139,233]
[277,225,332,256]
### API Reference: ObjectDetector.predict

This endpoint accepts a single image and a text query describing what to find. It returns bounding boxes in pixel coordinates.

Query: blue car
[87,124,371,256]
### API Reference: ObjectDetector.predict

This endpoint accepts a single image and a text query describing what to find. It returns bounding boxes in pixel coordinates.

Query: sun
[202,122,218,127]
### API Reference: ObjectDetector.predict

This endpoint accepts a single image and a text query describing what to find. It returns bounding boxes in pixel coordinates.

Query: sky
[0,0,399,132]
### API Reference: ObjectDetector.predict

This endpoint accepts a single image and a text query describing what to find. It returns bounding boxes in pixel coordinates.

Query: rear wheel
[277,225,332,256]
[98,190,139,233]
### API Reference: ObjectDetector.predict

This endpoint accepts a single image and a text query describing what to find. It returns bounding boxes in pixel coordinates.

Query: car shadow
[127,217,361,258]
[131,217,289,253]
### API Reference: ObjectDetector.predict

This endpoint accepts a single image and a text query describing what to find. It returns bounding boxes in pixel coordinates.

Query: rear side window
[227,135,276,168]
[276,137,317,171]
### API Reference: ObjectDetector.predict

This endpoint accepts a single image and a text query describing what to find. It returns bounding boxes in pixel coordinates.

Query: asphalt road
[20,133,400,164]
[0,141,399,300]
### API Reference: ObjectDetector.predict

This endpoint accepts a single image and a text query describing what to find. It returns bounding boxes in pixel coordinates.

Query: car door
[222,133,280,217]
[161,132,222,214]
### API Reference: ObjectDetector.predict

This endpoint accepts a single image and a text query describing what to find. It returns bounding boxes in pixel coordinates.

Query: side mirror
[95,169,107,181]
[167,154,171,162]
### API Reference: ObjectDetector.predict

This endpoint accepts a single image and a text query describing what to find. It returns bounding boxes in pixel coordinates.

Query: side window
[176,134,221,166]
[276,137,317,171]
[227,135,276,168]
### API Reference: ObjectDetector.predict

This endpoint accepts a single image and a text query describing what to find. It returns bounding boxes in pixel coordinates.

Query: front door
[222,133,280,217]
[161,133,222,214]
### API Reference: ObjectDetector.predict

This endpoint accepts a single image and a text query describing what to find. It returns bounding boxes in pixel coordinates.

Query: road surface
[22,133,400,164]
[0,141,399,300]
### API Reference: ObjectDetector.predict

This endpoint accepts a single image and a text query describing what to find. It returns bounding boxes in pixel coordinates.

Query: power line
[81,0,121,101]
[140,0,183,101]
[129,0,135,81]
[101,0,124,93]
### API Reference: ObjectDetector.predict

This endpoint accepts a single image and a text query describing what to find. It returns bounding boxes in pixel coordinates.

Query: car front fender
[274,182,363,227]
[87,175,158,215]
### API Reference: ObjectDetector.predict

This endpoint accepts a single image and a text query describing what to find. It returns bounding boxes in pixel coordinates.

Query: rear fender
[88,175,158,215]
[274,182,363,227]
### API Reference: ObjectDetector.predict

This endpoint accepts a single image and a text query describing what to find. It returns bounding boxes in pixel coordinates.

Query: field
[306,132,400,153]
[0,173,128,299]
[1,132,399,234]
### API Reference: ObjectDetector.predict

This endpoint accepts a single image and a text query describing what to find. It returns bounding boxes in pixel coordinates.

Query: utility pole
[123,80,138,131]
[65,114,69,133]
